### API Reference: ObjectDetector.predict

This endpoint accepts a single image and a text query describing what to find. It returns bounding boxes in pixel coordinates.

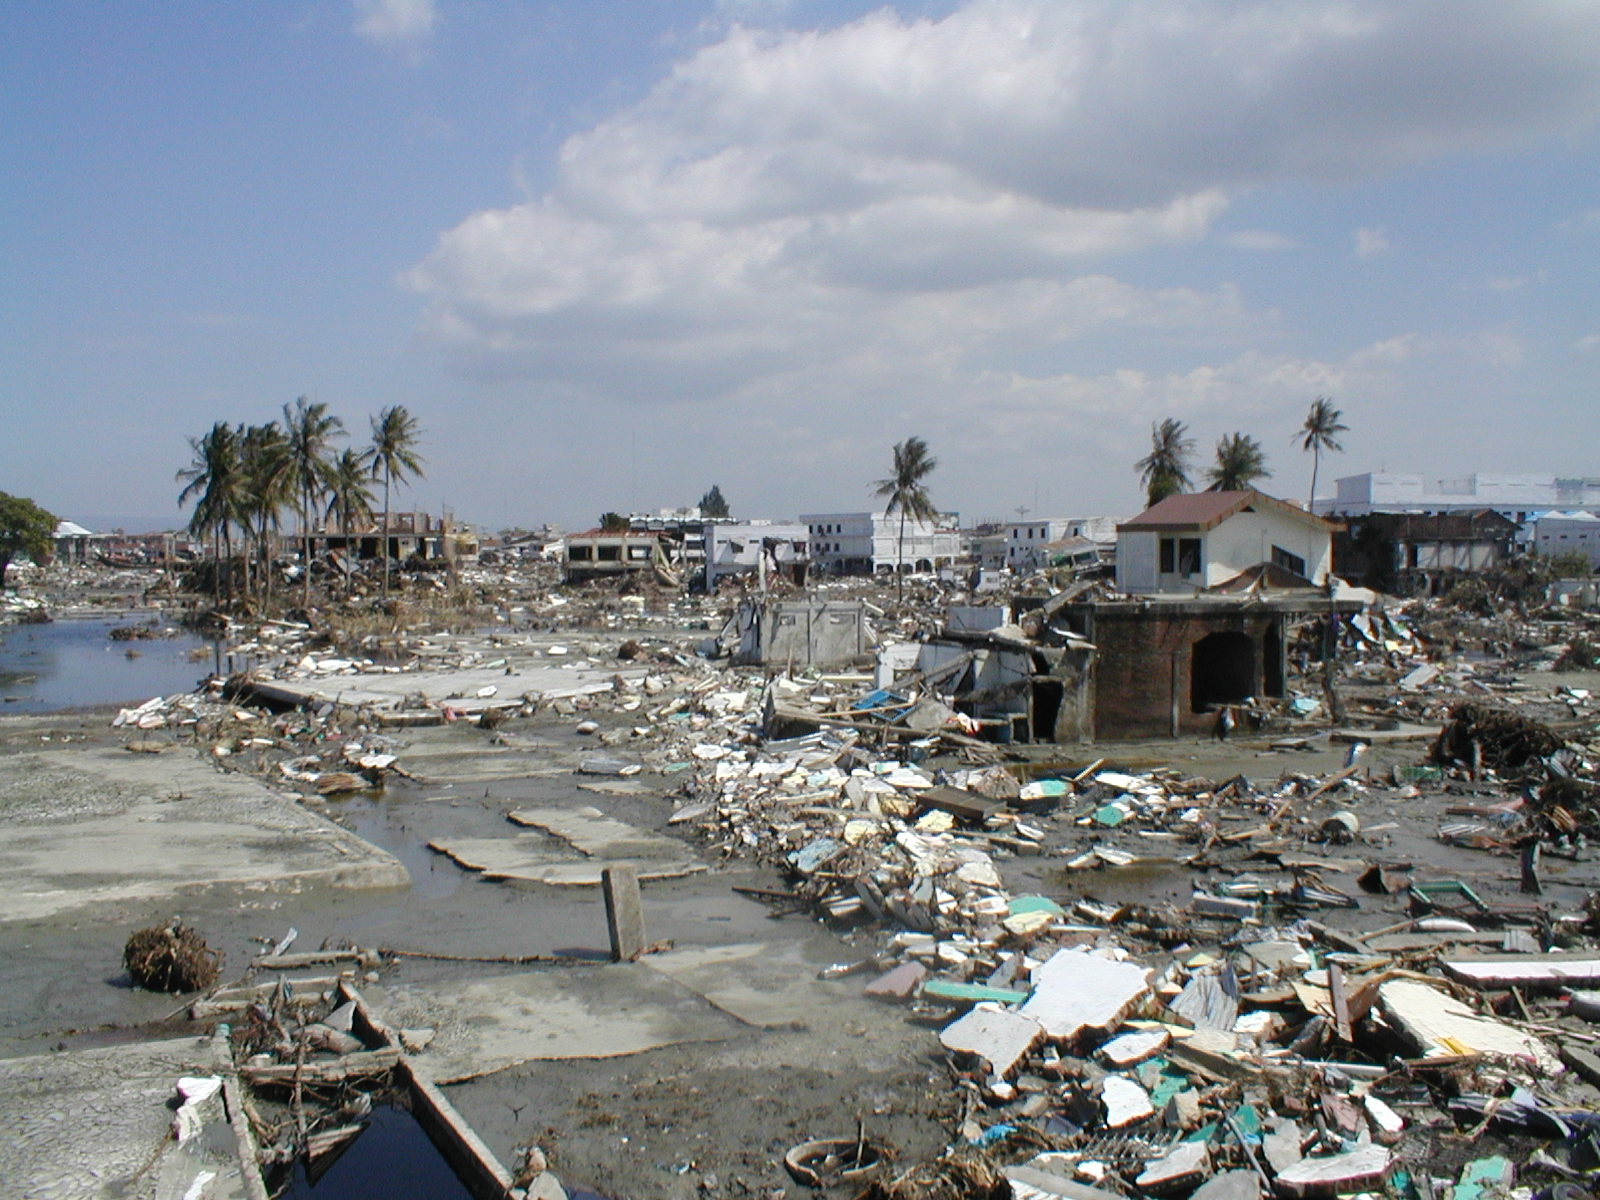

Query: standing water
[0,615,218,712]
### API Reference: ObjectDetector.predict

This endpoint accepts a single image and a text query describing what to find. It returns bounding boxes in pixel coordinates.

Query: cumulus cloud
[407,0,1600,404]
[354,0,436,48]
[1575,333,1600,354]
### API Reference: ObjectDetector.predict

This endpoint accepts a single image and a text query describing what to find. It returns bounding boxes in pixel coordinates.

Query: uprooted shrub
[123,920,222,993]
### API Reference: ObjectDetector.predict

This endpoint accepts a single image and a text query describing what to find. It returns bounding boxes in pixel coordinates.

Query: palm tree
[282,397,345,605]
[1136,418,1195,508]
[1206,432,1271,492]
[873,435,939,602]
[370,405,426,597]
[1298,396,1348,510]
[177,422,245,597]
[326,447,376,593]
[239,421,291,601]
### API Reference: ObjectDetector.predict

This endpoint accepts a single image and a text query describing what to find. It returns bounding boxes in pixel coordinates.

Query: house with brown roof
[1115,489,1338,595]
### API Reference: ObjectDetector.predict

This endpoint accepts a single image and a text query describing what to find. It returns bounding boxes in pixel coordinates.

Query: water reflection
[0,616,218,712]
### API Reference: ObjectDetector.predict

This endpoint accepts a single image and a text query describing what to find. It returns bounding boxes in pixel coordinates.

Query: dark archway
[1191,631,1256,712]
[1262,621,1285,698]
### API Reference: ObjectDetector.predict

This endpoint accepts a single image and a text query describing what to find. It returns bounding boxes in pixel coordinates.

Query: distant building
[703,522,811,590]
[1533,511,1600,570]
[1116,490,1336,595]
[800,511,962,576]
[1324,472,1600,523]
[563,529,666,584]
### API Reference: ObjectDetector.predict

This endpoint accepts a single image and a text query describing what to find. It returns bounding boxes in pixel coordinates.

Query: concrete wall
[734,599,867,668]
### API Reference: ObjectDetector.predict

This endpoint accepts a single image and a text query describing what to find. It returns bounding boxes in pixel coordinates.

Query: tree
[0,491,56,589]
[325,447,376,535]
[599,512,629,532]
[282,397,345,604]
[873,435,939,603]
[1136,418,1194,508]
[177,421,246,596]
[1298,396,1348,509]
[370,405,426,598]
[699,485,730,519]
[239,420,291,600]
[1206,432,1271,491]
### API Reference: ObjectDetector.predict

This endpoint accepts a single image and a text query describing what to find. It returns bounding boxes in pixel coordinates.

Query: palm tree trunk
[302,489,312,607]
[382,469,392,600]
[896,509,907,603]
[1309,449,1320,511]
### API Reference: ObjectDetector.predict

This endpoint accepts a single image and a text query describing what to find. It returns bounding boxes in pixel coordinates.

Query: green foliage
[1136,418,1194,508]
[699,484,730,518]
[370,405,426,597]
[1206,432,1271,491]
[1549,550,1593,579]
[1298,396,1348,507]
[873,435,939,600]
[599,511,629,532]
[0,491,56,587]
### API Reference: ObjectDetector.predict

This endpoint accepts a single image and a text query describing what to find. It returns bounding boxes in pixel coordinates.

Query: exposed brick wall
[1085,607,1282,739]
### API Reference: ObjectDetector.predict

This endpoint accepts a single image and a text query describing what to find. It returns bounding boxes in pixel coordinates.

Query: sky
[4,0,1599,534]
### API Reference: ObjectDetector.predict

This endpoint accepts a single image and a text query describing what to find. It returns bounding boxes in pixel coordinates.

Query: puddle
[0,615,221,712]
[277,1105,474,1199]
[324,793,468,901]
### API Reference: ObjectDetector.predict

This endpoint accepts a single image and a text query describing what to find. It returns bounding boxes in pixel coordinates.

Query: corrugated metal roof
[1118,489,1335,534]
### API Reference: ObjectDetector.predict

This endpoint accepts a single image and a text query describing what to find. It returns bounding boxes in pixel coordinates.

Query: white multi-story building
[703,522,811,590]
[801,511,962,576]
[1324,473,1600,523]
[1533,511,1600,570]
[1002,516,1121,571]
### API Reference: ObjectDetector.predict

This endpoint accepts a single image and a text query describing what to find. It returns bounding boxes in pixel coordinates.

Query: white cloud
[354,0,436,48]
[1354,227,1391,258]
[1575,333,1600,354]
[408,0,1600,405]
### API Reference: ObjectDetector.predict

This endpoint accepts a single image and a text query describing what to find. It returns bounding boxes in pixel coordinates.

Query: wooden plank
[242,1047,401,1085]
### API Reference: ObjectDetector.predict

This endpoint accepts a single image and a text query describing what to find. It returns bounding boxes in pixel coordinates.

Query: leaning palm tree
[1298,396,1348,509]
[177,422,246,598]
[369,405,426,597]
[1136,418,1195,508]
[1206,432,1272,492]
[873,435,939,603]
[282,397,345,605]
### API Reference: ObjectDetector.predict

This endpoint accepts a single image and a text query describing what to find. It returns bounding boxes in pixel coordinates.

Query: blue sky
[4,0,1598,533]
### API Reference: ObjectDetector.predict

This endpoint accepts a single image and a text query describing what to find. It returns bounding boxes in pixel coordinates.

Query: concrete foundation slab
[369,965,741,1082]
[0,1036,251,1200]
[642,941,845,1029]
[0,746,410,922]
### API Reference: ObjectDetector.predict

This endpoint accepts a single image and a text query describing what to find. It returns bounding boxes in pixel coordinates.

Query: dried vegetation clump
[123,920,222,993]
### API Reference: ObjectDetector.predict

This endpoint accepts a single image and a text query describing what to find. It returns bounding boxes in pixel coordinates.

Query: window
[1160,537,1201,576]
[1270,545,1306,577]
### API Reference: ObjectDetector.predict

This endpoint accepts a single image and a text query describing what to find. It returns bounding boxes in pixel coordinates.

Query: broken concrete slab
[0,745,409,922]
[1005,1160,1125,1200]
[1135,1139,1210,1193]
[1099,1028,1170,1067]
[371,965,740,1083]
[1378,979,1562,1073]
[1100,1074,1155,1127]
[1019,949,1152,1042]
[938,1007,1044,1078]
[0,1036,251,1200]
[1191,1171,1261,1200]
[428,835,704,886]
[1272,1146,1392,1197]
[865,961,927,1001]
[509,805,701,862]
[641,941,848,1029]
[1443,954,1600,990]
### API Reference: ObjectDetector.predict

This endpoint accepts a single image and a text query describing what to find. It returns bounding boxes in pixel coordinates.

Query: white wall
[1117,509,1331,594]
